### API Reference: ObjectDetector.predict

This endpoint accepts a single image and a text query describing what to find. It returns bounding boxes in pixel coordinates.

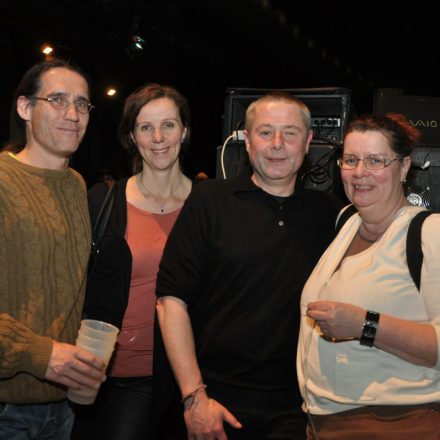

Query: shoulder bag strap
[91,179,116,257]
[406,210,433,291]
[335,204,358,234]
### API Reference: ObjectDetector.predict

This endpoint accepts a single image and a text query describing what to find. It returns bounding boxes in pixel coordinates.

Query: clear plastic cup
[66,342,115,405]
[76,333,115,350]
[75,341,115,364]
[78,319,119,342]
[66,319,119,405]
[66,383,101,405]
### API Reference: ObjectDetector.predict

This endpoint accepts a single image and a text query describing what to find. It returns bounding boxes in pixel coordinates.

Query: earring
[401,178,407,184]
[130,132,137,145]
[181,136,185,143]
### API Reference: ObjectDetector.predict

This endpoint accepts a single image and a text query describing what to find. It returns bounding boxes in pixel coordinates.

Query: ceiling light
[42,45,53,55]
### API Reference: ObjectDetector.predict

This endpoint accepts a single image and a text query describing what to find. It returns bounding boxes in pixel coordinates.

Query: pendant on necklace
[160,204,165,214]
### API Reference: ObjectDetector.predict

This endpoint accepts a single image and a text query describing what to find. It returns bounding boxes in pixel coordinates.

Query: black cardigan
[84,177,188,438]
[83,178,131,329]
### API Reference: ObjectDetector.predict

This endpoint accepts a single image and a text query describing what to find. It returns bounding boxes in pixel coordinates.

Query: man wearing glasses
[0,59,105,439]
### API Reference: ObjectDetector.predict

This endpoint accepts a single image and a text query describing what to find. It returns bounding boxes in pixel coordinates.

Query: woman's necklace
[136,174,180,214]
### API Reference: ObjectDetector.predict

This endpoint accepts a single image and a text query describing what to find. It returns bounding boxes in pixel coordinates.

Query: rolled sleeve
[156,183,212,304]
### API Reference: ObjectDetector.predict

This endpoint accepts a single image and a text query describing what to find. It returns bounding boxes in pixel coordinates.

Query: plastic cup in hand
[66,319,119,405]
[78,319,119,342]
[76,332,115,349]
[75,339,115,364]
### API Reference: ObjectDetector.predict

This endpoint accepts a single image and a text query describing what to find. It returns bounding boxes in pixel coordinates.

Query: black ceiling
[1,0,439,181]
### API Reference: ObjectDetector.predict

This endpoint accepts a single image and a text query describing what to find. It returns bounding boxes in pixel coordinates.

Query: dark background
[1,0,439,186]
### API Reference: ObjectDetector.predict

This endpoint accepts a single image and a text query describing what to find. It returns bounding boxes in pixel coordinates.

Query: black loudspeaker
[216,141,251,180]
[406,147,440,211]
[217,87,353,202]
[215,142,347,200]
[299,144,342,194]
[374,88,440,146]
[222,87,354,145]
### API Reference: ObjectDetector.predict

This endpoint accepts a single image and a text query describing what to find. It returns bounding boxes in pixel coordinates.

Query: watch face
[365,310,380,322]
[363,325,376,339]
[360,311,380,346]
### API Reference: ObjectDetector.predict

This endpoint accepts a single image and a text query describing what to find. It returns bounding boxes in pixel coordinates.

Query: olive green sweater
[0,152,90,403]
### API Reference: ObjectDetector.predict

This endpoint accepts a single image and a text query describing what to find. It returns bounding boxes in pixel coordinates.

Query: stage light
[42,45,53,55]
[106,88,116,96]
[131,35,145,51]
[126,35,146,58]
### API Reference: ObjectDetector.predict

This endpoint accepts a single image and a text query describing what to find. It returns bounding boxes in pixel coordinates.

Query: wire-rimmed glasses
[337,155,403,170]
[33,96,94,114]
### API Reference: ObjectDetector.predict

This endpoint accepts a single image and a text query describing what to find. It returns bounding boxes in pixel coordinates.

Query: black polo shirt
[156,172,340,397]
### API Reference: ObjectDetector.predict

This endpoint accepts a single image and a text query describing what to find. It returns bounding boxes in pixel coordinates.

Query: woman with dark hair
[297,113,440,439]
[74,83,192,439]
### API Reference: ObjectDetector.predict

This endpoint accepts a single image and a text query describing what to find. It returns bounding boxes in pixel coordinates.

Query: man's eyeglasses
[33,96,94,114]
[337,155,403,170]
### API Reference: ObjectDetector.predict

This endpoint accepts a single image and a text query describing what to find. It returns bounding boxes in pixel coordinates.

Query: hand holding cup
[67,319,119,405]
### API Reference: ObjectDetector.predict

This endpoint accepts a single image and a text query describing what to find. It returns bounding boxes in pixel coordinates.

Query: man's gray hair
[245,91,311,132]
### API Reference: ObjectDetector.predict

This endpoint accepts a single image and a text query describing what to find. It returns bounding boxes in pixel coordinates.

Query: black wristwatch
[359,310,380,347]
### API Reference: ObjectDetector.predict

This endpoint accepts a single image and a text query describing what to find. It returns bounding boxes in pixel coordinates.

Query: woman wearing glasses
[73,83,192,440]
[297,114,440,439]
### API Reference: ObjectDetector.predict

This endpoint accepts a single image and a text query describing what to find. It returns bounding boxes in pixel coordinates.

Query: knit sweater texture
[0,152,90,403]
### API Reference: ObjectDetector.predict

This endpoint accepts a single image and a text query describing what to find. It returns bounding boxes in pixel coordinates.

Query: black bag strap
[335,205,432,291]
[91,179,116,256]
[335,204,357,234]
[406,210,433,291]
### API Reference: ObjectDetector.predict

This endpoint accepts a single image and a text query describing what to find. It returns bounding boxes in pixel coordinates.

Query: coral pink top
[109,202,180,377]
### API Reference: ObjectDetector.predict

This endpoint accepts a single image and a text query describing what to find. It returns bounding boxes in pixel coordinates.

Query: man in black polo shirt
[156,91,341,439]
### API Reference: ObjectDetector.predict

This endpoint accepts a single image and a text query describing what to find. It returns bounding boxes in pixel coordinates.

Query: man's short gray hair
[245,91,311,132]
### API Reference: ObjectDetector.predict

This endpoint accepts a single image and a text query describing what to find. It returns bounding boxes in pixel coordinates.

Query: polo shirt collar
[232,170,307,200]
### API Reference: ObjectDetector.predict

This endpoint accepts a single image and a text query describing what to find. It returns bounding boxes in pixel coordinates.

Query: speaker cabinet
[407,147,440,211]
[374,88,440,147]
[299,144,340,191]
[216,141,250,180]
[222,87,354,145]
[216,142,347,200]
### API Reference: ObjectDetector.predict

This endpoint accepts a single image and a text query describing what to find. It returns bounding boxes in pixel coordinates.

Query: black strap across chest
[406,210,433,290]
[336,206,433,291]
[89,179,116,276]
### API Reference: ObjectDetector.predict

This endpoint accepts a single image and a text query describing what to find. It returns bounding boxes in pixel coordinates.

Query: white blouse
[297,205,440,414]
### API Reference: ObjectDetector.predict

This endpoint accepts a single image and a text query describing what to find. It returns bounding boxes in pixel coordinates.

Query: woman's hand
[306,301,365,340]
[306,301,438,366]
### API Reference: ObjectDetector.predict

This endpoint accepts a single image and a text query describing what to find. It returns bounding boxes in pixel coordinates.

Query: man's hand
[45,341,106,389]
[184,392,242,440]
